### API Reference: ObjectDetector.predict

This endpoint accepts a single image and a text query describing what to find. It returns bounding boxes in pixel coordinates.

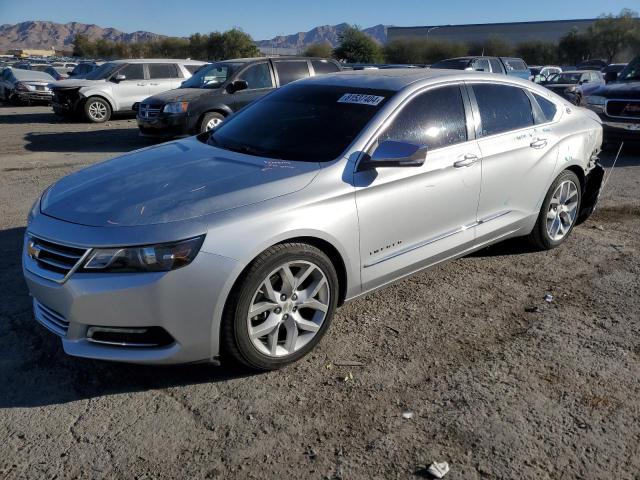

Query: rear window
[274,61,311,86]
[208,84,392,162]
[431,58,471,70]
[533,93,557,123]
[472,84,534,136]
[503,59,528,71]
[311,60,340,74]
[148,63,179,79]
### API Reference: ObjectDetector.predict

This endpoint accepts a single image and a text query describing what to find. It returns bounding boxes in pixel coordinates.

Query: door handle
[530,138,548,149]
[136,83,146,86]
[453,154,479,168]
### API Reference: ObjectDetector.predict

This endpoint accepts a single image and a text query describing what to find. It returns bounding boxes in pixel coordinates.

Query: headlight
[82,235,205,273]
[15,82,30,92]
[585,95,606,106]
[163,101,189,114]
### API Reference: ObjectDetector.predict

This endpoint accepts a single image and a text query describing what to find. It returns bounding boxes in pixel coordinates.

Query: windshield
[207,84,392,162]
[546,73,581,84]
[431,59,471,70]
[84,62,121,80]
[618,57,640,82]
[181,62,241,88]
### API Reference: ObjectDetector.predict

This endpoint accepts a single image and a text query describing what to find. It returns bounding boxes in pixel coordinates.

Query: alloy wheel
[205,117,223,131]
[88,101,107,121]
[247,261,330,357]
[546,180,579,241]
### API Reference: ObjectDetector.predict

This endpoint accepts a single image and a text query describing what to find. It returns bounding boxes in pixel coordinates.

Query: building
[8,47,56,58]
[387,19,598,45]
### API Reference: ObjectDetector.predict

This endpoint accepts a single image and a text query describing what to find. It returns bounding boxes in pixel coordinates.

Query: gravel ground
[1,105,639,480]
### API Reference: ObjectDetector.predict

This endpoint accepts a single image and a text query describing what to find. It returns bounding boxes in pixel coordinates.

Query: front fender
[79,88,117,111]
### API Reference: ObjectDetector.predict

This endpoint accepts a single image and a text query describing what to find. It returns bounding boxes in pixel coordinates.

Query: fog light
[86,326,174,347]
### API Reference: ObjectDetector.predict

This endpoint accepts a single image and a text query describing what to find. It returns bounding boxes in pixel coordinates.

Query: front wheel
[199,112,225,133]
[83,97,111,123]
[528,170,582,250]
[221,243,339,370]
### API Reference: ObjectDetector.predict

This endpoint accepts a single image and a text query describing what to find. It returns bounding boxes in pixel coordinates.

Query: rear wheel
[528,170,582,250]
[221,243,339,370]
[199,112,225,133]
[83,97,111,123]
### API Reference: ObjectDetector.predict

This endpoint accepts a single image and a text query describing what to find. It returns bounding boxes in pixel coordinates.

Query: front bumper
[22,232,240,365]
[17,91,53,102]
[137,112,191,138]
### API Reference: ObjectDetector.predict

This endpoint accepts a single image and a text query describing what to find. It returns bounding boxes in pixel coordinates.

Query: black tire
[83,96,111,123]
[221,242,339,371]
[528,170,582,250]
[199,112,225,133]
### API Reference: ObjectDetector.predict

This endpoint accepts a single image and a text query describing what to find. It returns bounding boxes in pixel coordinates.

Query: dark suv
[136,56,341,137]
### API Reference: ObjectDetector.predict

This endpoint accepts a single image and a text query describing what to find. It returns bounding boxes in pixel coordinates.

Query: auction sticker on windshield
[338,93,385,106]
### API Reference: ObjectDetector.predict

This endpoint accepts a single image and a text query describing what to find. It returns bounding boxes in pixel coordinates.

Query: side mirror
[112,74,126,82]
[226,79,248,94]
[360,140,427,170]
[604,71,618,83]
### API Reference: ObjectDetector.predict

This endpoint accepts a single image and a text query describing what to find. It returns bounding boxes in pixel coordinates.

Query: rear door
[147,63,182,95]
[469,82,558,240]
[110,63,147,110]
[489,58,505,74]
[273,60,311,86]
[228,62,276,111]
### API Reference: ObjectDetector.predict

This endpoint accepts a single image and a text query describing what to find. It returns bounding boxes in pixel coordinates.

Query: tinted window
[379,85,467,150]
[181,62,241,89]
[489,59,504,74]
[148,63,179,79]
[533,93,557,123]
[312,60,340,74]
[431,58,472,70]
[474,59,490,72]
[208,84,391,162]
[274,61,310,86]
[118,63,144,80]
[473,84,534,136]
[238,63,273,89]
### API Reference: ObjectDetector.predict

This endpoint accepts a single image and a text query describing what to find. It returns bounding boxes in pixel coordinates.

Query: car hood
[49,78,105,89]
[144,87,220,104]
[591,81,640,99]
[41,136,320,227]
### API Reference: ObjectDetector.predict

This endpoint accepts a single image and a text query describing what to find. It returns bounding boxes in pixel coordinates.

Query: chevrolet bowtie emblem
[27,240,41,259]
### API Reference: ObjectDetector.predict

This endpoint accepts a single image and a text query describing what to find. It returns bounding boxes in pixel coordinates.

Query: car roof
[106,59,207,64]
[11,68,55,81]
[303,68,537,92]
[216,56,339,63]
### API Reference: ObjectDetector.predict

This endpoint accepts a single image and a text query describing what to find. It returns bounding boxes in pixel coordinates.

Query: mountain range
[0,20,387,52]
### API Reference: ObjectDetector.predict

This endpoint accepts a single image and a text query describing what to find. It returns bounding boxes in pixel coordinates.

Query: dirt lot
[0,104,639,480]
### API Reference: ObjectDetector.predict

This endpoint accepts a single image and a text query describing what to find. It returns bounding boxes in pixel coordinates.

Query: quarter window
[378,85,467,150]
[238,63,274,89]
[274,61,310,86]
[148,63,179,79]
[533,93,557,123]
[472,84,534,137]
[474,58,490,72]
[312,60,340,74]
[118,64,144,81]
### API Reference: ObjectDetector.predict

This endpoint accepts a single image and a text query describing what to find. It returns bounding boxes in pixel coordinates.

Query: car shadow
[23,128,160,153]
[468,237,541,258]
[0,110,60,124]
[0,226,257,409]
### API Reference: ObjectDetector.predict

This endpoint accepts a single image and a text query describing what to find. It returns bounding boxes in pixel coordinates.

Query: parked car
[49,59,207,122]
[541,70,605,105]
[430,56,530,79]
[0,67,55,104]
[530,65,562,83]
[601,63,627,83]
[577,59,608,71]
[136,57,341,137]
[23,69,604,369]
[13,62,51,73]
[43,65,70,81]
[68,62,99,78]
[584,55,640,145]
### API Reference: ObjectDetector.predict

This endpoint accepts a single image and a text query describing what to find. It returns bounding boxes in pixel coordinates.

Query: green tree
[558,28,591,64]
[469,35,514,56]
[588,8,640,63]
[303,42,333,58]
[220,28,260,60]
[333,26,382,63]
[72,34,94,58]
[515,40,558,65]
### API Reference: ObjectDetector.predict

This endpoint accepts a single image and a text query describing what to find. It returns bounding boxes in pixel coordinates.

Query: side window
[186,65,203,74]
[148,63,179,79]
[378,85,467,150]
[489,59,504,74]
[118,63,144,80]
[312,60,340,75]
[472,84,534,136]
[238,63,274,89]
[274,61,310,86]
[474,59,490,72]
[533,93,557,123]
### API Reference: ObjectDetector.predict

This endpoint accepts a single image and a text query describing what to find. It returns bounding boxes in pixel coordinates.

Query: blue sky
[0,0,633,40]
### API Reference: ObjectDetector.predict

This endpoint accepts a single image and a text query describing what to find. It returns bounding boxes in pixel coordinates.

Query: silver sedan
[23,69,604,370]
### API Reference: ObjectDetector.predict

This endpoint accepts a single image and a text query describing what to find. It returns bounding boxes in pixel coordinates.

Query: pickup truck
[430,56,530,80]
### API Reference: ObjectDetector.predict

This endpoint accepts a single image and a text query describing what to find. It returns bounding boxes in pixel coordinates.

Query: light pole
[426,26,440,40]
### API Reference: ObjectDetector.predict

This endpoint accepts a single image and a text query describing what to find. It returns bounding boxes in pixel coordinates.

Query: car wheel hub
[247,260,329,358]
[546,180,578,241]
[205,117,222,131]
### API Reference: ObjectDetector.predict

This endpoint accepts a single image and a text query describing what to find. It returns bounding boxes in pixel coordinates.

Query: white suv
[49,59,206,122]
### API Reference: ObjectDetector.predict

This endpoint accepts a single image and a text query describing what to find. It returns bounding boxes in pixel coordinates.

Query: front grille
[139,103,162,119]
[27,235,88,278]
[52,88,80,107]
[606,100,640,119]
[34,299,69,337]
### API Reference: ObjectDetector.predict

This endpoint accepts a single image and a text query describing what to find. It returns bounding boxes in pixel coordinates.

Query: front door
[110,63,147,110]
[229,62,276,111]
[354,84,482,292]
